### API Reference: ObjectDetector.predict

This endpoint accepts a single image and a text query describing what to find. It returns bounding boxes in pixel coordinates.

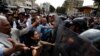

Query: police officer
[79,29,100,56]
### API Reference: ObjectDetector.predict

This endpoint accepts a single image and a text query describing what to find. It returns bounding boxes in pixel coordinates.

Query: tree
[93,0,100,16]
[37,7,41,15]
[94,0,100,2]
[62,0,68,9]
[56,7,66,14]
[94,0,100,10]
[50,5,55,12]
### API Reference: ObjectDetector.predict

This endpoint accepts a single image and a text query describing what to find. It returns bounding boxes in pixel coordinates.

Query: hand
[31,46,42,56]
[32,19,40,27]
[31,45,42,50]
[8,38,30,52]
[51,43,55,46]
[35,18,41,23]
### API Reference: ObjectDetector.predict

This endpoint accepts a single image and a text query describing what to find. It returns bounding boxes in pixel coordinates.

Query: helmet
[72,17,88,32]
[64,20,73,28]
[79,29,100,53]
[94,25,100,30]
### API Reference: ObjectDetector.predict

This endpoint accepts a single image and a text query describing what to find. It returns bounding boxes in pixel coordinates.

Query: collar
[0,32,10,38]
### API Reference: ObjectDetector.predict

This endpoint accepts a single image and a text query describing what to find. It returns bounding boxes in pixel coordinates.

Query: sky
[35,0,65,8]
[83,0,94,6]
[35,0,94,8]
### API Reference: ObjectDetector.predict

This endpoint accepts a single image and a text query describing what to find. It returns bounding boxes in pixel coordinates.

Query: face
[35,16,41,24]
[0,19,11,34]
[7,15,13,22]
[69,25,75,31]
[51,15,55,21]
[41,18,47,24]
[31,13,37,17]
[19,14,25,20]
[31,31,40,40]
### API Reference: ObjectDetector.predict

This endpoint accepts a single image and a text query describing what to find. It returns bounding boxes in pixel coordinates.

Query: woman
[24,30,54,56]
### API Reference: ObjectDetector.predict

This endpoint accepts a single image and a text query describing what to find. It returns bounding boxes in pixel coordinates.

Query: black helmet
[94,25,100,30]
[73,17,87,26]
[59,15,67,21]
[79,29,100,53]
[64,20,73,28]
[72,17,88,32]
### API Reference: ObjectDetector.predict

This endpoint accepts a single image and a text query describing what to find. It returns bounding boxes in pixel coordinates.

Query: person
[23,30,54,56]
[71,17,88,34]
[79,29,100,56]
[16,12,27,29]
[53,24,82,56]
[40,17,53,41]
[0,15,39,56]
[6,13,14,28]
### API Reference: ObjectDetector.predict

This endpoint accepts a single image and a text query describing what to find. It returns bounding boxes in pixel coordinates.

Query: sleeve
[0,44,5,56]
[40,41,53,45]
[0,44,4,48]
[26,18,32,27]
[41,24,51,29]
[13,21,17,29]
[0,48,4,56]
[19,25,33,36]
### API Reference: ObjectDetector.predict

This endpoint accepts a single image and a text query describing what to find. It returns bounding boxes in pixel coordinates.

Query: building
[64,0,84,15]
[40,2,50,15]
[2,0,36,9]
[76,6,94,16]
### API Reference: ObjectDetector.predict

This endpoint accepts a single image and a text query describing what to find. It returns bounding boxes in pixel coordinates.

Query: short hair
[0,15,7,26]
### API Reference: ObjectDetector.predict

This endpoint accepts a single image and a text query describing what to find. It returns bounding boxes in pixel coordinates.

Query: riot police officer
[79,29,100,56]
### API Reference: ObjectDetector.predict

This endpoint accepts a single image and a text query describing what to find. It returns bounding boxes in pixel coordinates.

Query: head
[25,14,29,19]
[18,12,25,21]
[0,15,11,34]
[72,18,87,34]
[28,30,40,40]
[30,10,38,17]
[64,20,75,31]
[6,13,14,22]
[51,15,55,22]
[35,16,41,23]
[41,17,47,24]
[79,29,100,53]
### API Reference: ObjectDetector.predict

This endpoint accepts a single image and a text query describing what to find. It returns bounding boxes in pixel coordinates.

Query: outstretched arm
[40,41,55,46]
[3,38,29,56]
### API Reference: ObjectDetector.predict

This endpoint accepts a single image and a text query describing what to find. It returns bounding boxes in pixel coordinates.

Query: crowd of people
[0,6,57,56]
[0,5,100,56]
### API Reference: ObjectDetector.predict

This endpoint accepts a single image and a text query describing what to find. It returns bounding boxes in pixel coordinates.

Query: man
[0,15,39,56]
[40,17,53,41]
[15,12,27,29]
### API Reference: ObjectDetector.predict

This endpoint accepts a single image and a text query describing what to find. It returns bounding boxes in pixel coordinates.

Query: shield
[55,23,83,45]
[79,29,100,53]
[54,22,84,56]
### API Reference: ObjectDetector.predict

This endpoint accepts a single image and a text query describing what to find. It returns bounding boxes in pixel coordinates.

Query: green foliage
[50,5,55,12]
[56,7,66,14]
[62,0,68,9]
[94,0,100,9]
[94,0,100,2]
